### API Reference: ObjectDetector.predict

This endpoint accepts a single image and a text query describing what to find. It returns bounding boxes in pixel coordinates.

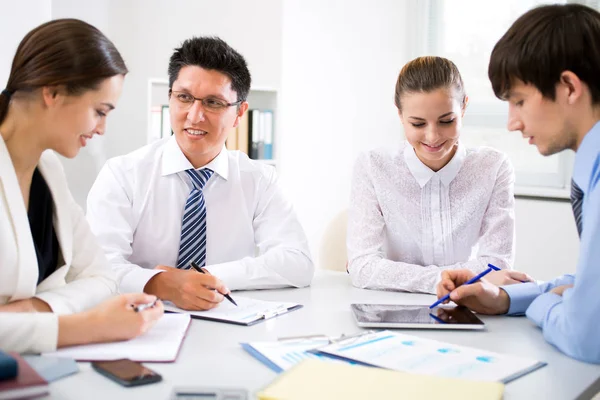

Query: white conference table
[49,270,600,400]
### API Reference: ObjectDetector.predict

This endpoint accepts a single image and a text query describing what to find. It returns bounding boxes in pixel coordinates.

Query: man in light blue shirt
[435,3,600,363]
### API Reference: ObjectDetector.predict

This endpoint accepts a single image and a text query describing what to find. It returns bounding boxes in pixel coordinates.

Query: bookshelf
[147,79,278,166]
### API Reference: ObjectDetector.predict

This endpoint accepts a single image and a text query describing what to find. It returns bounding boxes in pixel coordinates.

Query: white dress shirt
[87,137,314,293]
[347,141,515,294]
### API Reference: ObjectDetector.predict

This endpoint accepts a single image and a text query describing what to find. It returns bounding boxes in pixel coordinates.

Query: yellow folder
[257,359,504,400]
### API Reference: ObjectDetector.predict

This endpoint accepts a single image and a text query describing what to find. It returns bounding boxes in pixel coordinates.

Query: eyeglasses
[170,90,242,113]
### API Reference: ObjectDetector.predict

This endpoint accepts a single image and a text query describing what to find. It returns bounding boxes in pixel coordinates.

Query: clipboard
[164,295,303,326]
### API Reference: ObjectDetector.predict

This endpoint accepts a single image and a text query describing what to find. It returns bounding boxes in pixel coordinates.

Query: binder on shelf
[237,110,249,155]
[226,126,239,150]
[263,110,274,160]
[249,109,261,159]
[150,106,162,143]
[161,105,171,138]
[257,111,266,159]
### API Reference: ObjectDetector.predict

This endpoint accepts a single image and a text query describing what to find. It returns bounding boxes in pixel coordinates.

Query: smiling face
[169,66,248,168]
[45,75,124,158]
[505,80,578,156]
[399,88,466,171]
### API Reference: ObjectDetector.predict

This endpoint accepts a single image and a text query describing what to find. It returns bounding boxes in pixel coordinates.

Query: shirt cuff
[120,267,164,294]
[525,292,563,328]
[501,282,542,315]
[204,260,246,291]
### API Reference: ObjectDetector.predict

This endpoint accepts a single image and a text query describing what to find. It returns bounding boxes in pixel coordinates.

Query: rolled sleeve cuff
[502,282,542,315]
[525,292,562,328]
[204,260,246,291]
[35,293,74,315]
[120,267,164,294]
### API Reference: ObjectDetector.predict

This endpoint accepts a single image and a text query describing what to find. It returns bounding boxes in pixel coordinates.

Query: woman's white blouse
[347,141,515,294]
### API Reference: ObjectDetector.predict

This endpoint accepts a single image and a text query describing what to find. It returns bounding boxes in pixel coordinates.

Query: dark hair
[168,36,252,102]
[489,4,600,103]
[394,56,466,112]
[0,18,127,125]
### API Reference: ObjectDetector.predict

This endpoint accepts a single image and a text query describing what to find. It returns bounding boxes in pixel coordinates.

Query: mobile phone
[91,359,162,387]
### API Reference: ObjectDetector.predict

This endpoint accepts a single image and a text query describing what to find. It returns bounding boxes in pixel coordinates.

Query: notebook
[22,356,79,383]
[42,314,191,362]
[0,353,48,400]
[164,296,302,326]
[312,330,546,383]
[257,359,504,400]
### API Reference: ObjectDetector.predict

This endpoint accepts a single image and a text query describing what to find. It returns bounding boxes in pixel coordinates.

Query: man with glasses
[87,37,314,311]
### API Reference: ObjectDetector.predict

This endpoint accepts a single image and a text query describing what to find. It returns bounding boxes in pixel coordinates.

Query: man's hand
[485,269,535,286]
[551,284,574,296]
[436,270,511,315]
[144,265,230,311]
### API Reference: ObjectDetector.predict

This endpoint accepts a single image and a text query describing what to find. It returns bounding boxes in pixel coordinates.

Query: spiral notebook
[164,296,302,326]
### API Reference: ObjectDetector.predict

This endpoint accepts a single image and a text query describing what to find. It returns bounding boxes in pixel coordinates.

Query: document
[42,314,190,362]
[242,338,343,373]
[164,296,302,326]
[314,330,546,383]
[257,359,504,400]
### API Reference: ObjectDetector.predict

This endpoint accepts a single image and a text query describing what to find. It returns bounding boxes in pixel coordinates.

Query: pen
[429,263,501,309]
[190,262,238,306]
[134,298,159,312]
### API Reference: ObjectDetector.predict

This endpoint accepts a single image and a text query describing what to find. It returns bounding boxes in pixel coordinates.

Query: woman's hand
[58,293,164,348]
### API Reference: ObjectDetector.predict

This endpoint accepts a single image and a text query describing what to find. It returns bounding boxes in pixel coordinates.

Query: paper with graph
[241,337,352,373]
[314,330,546,383]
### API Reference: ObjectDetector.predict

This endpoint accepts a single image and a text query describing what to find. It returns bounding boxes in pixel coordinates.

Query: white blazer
[0,139,117,353]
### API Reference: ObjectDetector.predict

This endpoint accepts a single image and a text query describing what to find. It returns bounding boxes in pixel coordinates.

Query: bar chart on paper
[314,330,546,383]
[241,339,350,373]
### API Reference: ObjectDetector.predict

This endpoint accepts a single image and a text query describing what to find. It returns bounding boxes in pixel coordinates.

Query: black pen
[190,262,238,306]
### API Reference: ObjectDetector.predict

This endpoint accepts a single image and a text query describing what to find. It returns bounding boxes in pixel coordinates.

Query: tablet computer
[351,304,485,330]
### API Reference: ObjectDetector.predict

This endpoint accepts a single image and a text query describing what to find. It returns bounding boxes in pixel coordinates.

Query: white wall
[0,1,50,85]
[52,0,282,206]
[0,1,580,281]
[280,0,406,267]
[280,0,579,280]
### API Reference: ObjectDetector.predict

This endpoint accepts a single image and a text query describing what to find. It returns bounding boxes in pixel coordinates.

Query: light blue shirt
[502,121,600,363]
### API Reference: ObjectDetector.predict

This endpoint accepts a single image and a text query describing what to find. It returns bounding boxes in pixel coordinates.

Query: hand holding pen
[190,262,238,306]
[432,264,515,315]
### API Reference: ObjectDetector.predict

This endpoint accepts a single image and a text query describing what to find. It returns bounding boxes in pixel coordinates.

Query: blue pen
[429,263,501,309]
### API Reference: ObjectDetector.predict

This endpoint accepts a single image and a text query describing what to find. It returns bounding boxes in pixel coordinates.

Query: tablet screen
[351,304,484,328]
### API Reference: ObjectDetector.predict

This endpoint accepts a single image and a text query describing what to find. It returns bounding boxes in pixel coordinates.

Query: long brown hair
[0,18,128,124]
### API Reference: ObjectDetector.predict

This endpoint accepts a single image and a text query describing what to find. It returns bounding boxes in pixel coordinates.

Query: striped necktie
[570,178,584,238]
[176,168,213,269]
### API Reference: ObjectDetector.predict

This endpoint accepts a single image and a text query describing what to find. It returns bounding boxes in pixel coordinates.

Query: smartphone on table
[91,359,162,387]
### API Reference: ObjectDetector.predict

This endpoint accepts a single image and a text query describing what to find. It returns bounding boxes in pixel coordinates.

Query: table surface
[48,270,600,400]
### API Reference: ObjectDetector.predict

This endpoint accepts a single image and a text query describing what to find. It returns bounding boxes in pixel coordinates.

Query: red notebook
[0,353,48,400]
